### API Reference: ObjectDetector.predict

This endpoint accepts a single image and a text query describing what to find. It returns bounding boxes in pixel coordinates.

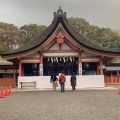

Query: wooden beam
[42,49,79,53]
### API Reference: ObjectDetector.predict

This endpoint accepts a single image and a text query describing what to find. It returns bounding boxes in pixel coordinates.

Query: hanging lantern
[33,63,37,68]
[85,63,89,67]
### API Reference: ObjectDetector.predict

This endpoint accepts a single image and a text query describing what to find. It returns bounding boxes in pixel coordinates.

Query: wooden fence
[104,76,120,84]
[0,78,17,86]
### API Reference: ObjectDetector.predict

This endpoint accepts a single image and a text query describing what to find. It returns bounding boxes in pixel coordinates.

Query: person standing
[50,72,58,90]
[59,71,66,92]
[70,72,76,91]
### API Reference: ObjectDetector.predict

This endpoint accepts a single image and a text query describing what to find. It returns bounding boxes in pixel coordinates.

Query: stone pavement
[0,87,120,120]
[13,86,118,92]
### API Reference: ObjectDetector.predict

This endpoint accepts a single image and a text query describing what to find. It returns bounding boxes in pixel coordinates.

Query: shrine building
[0,7,120,82]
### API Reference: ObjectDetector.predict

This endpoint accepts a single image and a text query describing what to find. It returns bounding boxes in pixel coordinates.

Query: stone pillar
[39,53,43,76]
[78,52,82,75]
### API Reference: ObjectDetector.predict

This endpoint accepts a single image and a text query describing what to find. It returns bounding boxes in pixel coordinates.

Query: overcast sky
[0,0,120,30]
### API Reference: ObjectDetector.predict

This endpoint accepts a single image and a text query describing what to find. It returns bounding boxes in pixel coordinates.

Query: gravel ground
[0,90,120,120]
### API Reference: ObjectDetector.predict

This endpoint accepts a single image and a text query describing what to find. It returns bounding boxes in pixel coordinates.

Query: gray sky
[0,0,120,30]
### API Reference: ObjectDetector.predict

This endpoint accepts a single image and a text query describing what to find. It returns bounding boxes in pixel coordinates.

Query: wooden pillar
[110,73,113,84]
[100,58,103,75]
[110,71,112,76]
[117,70,119,76]
[78,52,82,75]
[21,63,24,76]
[39,53,43,76]
[96,62,99,75]
[19,58,22,76]
[13,67,15,78]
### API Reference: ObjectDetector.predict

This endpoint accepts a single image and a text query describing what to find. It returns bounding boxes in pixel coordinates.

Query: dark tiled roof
[2,14,120,56]
[62,19,120,54]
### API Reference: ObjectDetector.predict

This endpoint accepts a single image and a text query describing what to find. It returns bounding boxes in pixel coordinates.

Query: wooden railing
[0,78,17,86]
[104,76,120,84]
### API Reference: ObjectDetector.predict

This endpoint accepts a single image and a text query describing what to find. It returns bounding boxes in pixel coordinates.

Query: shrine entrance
[43,57,78,76]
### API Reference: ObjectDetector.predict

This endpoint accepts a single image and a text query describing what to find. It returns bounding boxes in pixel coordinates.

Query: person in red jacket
[59,71,66,92]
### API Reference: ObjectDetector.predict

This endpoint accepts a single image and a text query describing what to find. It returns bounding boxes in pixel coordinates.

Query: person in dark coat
[50,72,58,90]
[70,72,76,91]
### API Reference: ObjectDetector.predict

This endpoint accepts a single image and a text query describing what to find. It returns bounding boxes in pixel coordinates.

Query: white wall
[18,75,104,89]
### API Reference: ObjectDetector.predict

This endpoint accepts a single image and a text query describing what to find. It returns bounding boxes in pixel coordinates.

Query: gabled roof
[1,7,120,57]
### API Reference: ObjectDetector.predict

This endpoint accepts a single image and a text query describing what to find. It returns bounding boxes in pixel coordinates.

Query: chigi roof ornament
[53,6,67,21]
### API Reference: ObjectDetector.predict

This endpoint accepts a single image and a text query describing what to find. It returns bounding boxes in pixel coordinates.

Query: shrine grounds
[0,88,120,120]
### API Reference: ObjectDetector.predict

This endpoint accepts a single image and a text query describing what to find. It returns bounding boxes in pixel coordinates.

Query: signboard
[39,64,43,75]
[79,63,82,75]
